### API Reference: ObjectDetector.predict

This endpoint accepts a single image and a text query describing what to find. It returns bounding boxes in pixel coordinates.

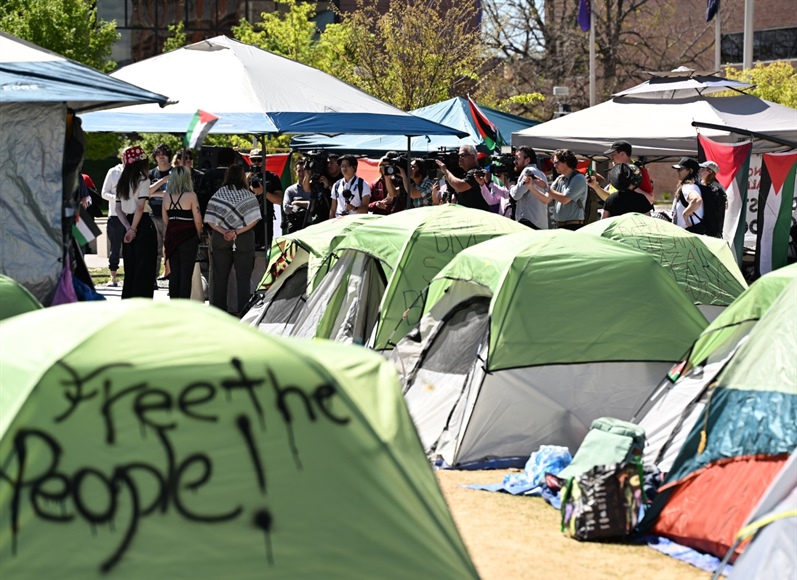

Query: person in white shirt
[101,152,124,286]
[670,157,704,231]
[329,155,371,218]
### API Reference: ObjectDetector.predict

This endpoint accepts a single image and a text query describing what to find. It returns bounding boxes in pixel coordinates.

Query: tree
[162,21,188,54]
[725,61,797,109]
[482,0,717,119]
[332,0,486,110]
[0,0,118,72]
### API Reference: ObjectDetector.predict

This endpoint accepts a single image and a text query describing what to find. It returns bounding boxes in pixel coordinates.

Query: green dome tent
[242,215,381,335]
[0,300,477,579]
[581,213,747,321]
[391,230,708,467]
[290,205,527,349]
[634,263,797,474]
[0,274,43,321]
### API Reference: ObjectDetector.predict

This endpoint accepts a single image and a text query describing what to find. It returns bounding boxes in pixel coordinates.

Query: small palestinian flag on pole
[467,95,504,153]
[72,206,101,246]
[183,109,219,149]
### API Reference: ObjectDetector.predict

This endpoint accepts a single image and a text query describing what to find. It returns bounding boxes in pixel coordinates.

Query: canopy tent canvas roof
[289,96,540,155]
[0,300,478,579]
[512,94,797,158]
[0,31,168,113]
[80,35,467,137]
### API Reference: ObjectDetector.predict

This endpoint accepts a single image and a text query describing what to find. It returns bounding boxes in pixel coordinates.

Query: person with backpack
[670,157,704,233]
[601,163,653,218]
[329,155,371,218]
[698,160,727,238]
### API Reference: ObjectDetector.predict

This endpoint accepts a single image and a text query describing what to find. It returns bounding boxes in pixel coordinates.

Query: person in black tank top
[162,167,203,299]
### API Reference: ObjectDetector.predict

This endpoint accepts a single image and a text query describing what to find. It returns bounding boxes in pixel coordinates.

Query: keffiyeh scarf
[205,186,261,230]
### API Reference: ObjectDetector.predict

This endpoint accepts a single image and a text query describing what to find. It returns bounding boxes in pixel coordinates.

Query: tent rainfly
[0,273,43,321]
[288,205,528,350]
[390,230,708,467]
[0,300,478,579]
[241,214,382,336]
[634,263,797,475]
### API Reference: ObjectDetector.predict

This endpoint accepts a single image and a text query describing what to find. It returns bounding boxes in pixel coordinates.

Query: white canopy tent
[80,35,466,138]
[512,94,797,158]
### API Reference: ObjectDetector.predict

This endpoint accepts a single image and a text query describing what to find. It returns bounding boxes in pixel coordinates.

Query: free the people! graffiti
[0,357,350,574]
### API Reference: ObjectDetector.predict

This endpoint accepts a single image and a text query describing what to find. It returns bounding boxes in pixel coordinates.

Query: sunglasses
[458,153,472,158]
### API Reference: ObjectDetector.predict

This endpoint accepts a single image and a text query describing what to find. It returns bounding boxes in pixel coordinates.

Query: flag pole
[589,0,596,107]
[714,10,721,71]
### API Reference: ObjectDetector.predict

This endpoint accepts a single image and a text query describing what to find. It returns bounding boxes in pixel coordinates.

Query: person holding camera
[282,159,313,233]
[329,155,371,218]
[387,158,433,208]
[531,149,588,230]
[368,155,401,215]
[435,145,491,212]
[508,146,549,229]
[246,148,283,250]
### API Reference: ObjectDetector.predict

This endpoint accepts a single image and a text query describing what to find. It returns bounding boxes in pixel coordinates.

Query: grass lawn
[437,469,710,580]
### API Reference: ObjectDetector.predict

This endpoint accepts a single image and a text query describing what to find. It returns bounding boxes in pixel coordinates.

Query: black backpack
[681,182,726,238]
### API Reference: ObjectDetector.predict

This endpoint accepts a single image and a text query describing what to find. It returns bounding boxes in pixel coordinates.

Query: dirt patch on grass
[436,469,709,580]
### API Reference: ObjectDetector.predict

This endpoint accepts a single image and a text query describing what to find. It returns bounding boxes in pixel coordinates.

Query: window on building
[721,27,797,64]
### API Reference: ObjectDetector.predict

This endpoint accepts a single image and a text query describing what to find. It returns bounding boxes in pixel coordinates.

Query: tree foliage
[0,0,118,72]
[333,0,486,110]
[725,61,797,109]
[162,21,188,54]
[482,0,717,119]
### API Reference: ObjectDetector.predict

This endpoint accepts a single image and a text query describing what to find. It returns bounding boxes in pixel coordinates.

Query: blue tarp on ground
[290,96,540,155]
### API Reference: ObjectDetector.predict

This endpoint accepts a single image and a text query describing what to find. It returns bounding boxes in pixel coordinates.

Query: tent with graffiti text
[241,214,381,336]
[580,213,747,321]
[0,300,478,579]
[288,205,528,349]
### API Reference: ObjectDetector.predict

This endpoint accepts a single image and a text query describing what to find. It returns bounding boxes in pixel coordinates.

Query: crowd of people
[99,139,726,315]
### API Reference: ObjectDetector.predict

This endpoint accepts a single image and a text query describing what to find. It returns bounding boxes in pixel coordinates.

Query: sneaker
[108,280,118,287]
[157,274,170,281]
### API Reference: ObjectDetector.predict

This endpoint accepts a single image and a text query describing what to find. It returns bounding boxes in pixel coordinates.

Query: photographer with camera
[247,148,283,250]
[508,146,549,229]
[434,145,491,212]
[388,157,433,208]
[282,159,313,233]
[368,154,402,215]
[329,155,371,218]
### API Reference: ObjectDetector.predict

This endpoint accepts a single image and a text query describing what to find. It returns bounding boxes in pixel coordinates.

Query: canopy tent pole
[260,133,270,262]
[691,121,797,149]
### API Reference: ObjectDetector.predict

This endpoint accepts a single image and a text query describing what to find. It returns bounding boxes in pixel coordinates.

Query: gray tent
[0,32,167,303]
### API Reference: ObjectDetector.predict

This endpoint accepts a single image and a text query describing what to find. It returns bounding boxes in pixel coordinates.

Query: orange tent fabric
[651,454,788,560]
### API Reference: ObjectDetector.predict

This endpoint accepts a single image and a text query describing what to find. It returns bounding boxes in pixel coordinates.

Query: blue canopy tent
[0,32,169,304]
[289,96,540,155]
[80,36,467,138]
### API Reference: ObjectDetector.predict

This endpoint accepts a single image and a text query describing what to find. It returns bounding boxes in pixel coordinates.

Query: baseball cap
[603,140,632,156]
[249,148,263,159]
[699,160,719,173]
[608,163,643,191]
[672,157,700,172]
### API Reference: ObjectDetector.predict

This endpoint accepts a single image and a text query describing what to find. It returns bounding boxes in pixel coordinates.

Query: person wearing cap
[531,148,588,230]
[699,160,728,211]
[588,140,654,204]
[670,157,704,231]
[115,145,158,298]
[601,163,654,219]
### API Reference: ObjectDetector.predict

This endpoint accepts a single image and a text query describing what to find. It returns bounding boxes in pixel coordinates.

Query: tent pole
[691,121,797,149]
[406,135,412,210]
[260,133,270,263]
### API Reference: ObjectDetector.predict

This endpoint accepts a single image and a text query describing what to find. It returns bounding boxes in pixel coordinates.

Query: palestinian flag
[183,109,219,149]
[755,152,797,277]
[467,95,503,153]
[72,206,101,246]
[698,135,752,263]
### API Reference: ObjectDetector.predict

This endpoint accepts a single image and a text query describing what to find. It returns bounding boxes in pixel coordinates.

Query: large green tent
[391,230,708,466]
[242,215,381,335]
[290,205,527,349]
[635,263,797,473]
[0,300,477,579]
[581,213,747,321]
[0,274,42,321]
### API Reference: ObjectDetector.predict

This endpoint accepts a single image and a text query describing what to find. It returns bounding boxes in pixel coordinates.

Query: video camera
[422,148,461,180]
[383,153,410,176]
[303,150,330,181]
[489,153,517,180]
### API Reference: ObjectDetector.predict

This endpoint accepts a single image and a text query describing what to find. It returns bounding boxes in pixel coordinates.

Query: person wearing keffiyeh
[204,165,261,316]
